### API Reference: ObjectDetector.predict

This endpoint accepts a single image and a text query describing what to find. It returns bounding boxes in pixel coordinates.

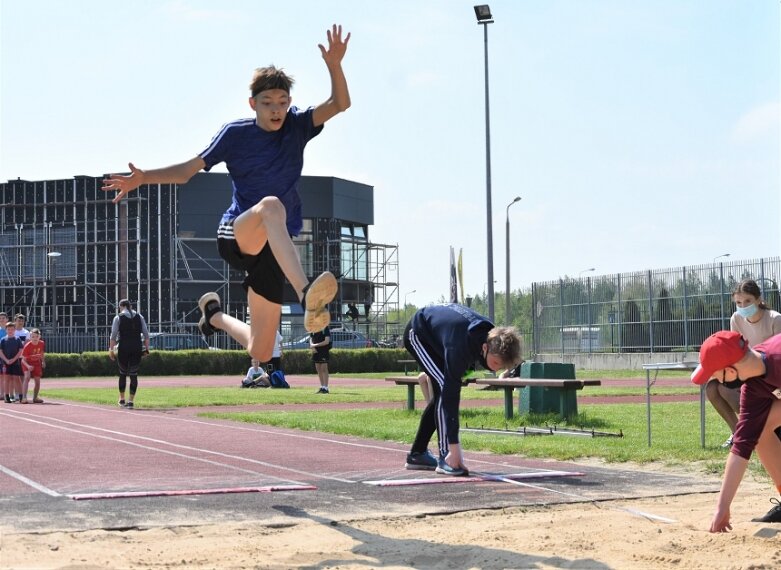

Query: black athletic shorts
[217,219,285,304]
[312,349,330,364]
[4,361,22,377]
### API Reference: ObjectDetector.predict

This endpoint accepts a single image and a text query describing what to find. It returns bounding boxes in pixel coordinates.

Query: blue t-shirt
[0,335,23,360]
[199,106,323,236]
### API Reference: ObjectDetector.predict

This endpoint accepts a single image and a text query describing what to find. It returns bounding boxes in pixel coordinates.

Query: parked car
[148,332,211,351]
[283,329,375,350]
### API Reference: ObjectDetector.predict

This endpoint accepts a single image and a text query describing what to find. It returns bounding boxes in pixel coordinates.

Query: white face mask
[736,304,758,319]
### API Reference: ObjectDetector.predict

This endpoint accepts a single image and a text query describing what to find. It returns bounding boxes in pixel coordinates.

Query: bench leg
[503,387,514,419]
[560,389,578,420]
[406,384,415,411]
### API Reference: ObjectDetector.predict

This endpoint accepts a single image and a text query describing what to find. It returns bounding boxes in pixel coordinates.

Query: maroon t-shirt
[731,333,781,460]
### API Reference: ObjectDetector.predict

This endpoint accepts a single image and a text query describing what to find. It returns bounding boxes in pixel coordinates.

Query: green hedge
[44,348,412,377]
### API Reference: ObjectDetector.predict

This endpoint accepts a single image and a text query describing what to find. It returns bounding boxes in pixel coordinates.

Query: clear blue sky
[2,1,779,308]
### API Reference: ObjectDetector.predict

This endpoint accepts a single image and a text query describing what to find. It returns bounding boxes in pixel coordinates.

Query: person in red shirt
[20,328,45,404]
[691,331,781,531]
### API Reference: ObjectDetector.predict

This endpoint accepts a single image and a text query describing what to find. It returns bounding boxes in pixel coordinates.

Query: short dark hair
[15,314,25,321]
[119,299,132,309]
[249,66,294,97]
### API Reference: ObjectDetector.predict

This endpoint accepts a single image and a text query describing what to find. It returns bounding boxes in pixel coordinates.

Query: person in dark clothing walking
[310,325,331,394]
[403,304,522,476]
[109,299,150,409]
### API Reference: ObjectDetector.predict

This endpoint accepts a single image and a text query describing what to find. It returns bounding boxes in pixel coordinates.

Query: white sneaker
[302,272,337,333]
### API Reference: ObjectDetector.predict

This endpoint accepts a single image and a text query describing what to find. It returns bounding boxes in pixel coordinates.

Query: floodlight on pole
[474,4,495,322]
[47,251,62,326]
[404,290,416,322]
[505,196,521,324]
[713,253,730,264]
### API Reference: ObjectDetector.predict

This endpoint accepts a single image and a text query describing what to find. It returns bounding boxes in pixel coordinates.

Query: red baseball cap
[690,331,749,385]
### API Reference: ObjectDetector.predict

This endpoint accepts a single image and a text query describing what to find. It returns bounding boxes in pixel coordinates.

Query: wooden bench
[386,376,477,410]
[474,378,601,419]
[397,360,418,376]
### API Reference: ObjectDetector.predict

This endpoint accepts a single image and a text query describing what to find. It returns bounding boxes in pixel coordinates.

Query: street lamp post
[579,268,595,278]
[474,4,495,321]
[505,196,521,324]
[47,251,62,327]
[404,289,416,322]
[713,254,730,329]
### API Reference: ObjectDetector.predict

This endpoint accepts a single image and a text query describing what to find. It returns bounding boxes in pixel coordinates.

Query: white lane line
[0,408,353,483]
[0,411,313,485]
[54,402,561,474]
[0,463,61,496]
[7,401,580,484]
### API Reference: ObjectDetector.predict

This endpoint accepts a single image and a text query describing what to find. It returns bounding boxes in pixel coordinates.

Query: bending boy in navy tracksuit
[403,304,522,476]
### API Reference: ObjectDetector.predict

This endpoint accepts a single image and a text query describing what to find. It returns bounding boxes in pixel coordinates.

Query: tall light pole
[47,251,62,326]
[404,289,416,322]
[474,4,495,321]
[579,267,595,278]
[713,253,730,264]
[505,196,521,324]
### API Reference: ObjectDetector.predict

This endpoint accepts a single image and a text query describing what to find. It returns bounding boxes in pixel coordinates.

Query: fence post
[617,273,622,353]
[559,278,565,359]
[682,266,690,352]
[586,276,592,354]
[647,270,654,354]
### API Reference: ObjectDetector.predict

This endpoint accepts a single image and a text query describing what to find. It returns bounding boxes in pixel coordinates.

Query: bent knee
[704,380,720,401]
[254,196,286,222]
[248,342,273,363]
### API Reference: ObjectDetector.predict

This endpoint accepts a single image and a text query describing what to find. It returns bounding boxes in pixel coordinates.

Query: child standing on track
[0,323,24,403]
[102,25,352,364]
[403,304,522,476]
[310,326,331,394]
[20,328,46,404]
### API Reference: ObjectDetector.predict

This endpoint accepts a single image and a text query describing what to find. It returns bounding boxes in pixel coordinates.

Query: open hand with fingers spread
[102,162,145,203]
[318,24,350,67]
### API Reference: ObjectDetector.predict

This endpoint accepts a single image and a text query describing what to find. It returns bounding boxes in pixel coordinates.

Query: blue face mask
[736,304,758,319]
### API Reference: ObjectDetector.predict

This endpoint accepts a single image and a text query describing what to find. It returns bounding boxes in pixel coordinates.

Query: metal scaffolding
[1,174,401,351]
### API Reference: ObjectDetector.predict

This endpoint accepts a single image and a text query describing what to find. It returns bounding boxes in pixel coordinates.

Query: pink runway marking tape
[69,484,317,500]
[364,470,584,487]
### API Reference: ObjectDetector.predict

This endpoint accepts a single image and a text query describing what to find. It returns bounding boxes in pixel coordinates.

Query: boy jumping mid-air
[102,25,351,362]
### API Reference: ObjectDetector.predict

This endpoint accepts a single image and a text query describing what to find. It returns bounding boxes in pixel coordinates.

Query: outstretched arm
[710,452,749,532]
[312,24,351,127]
[102,157,205,204]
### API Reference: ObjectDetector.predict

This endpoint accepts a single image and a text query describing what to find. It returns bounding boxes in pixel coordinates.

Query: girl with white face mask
[731,279,781,347]
[706,279,781,448]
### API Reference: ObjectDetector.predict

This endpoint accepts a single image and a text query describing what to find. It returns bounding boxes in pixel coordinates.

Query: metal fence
[531,257,780,356]
[35,321,403,354]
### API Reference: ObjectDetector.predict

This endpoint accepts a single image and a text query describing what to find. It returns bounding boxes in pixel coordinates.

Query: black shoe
[4,395,11,403]
[118,399,126,407]
[405,450,438,471]
[125,401,134,409]
[316,386,330,394]
[435,459,469,477]
[752,498,781,523]
[198,292,222,336]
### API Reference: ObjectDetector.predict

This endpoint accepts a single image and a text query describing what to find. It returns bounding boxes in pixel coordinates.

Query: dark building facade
[0,173,398,351]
